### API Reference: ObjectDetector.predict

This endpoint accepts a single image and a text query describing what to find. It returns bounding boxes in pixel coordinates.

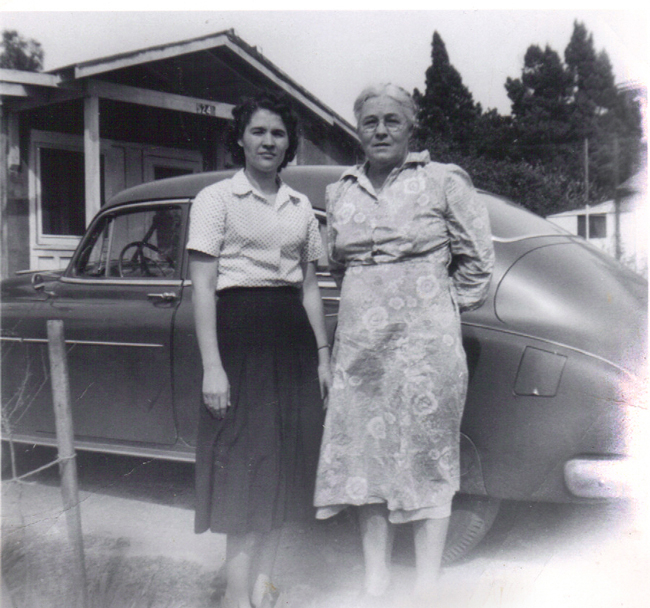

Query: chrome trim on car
[60,276,183,287]
[461,321,641,381]
[0,336,163,348]
[564,457,632,499]
[319,281,339,290]
[492,234,573,243]
[4,433,195,463]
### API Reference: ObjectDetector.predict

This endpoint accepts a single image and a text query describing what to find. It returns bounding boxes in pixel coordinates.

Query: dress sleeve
[443,165,495,312]
[301,206,325,263]
[325,182,347,287]
[186,183,226,257]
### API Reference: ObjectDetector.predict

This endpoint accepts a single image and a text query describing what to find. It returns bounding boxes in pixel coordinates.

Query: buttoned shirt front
[187,170,323,290]
[325,151,494,312]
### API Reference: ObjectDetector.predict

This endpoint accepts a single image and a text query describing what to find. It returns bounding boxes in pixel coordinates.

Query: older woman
[314,84,494,603]
[188,91,331,608]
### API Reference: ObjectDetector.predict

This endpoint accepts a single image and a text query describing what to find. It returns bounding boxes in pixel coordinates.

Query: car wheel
[442,493,501,564]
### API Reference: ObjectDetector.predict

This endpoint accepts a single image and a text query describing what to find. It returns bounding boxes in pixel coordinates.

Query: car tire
[442,493,501,564]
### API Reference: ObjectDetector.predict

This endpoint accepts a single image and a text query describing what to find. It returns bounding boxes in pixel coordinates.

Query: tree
[414,31,480,154]
[564,20,643,200]
[505,45,574,167]
[565,21,616,133]
[412,23,642,215]
[501,21,643,205]
[0,30,44,71]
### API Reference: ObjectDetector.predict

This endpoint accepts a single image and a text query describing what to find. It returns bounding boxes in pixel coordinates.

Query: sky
[0,3,647,125]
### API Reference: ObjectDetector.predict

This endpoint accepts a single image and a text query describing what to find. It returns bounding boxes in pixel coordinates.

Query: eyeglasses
[359,117,407,134]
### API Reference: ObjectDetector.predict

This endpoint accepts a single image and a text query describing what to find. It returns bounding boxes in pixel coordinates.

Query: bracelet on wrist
[317,345,329,350]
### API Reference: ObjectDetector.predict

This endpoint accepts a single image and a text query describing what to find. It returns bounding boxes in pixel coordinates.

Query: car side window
[315,212,330,276]
[73,205,183,279]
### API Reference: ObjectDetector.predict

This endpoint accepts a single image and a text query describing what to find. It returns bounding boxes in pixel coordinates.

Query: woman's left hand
[317,355,332,407]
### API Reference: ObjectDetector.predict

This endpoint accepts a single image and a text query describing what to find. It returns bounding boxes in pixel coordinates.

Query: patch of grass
[2,535,219,608]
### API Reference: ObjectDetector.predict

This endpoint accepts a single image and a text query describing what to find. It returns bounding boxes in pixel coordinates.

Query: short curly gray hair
[353,83,418,128]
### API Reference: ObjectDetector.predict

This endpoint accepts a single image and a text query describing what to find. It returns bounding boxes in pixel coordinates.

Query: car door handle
[147,292,177,302]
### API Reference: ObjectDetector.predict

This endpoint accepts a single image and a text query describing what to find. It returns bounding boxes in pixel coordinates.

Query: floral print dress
[314,151,494,523]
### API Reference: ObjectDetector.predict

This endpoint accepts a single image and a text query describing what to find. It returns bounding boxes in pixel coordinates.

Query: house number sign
[196,103,217,116]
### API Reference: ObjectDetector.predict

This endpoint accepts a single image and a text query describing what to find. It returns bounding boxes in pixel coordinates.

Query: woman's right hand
[202,365,230,419]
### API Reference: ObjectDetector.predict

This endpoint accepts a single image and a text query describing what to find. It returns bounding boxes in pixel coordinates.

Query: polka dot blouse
[186,170,324,290]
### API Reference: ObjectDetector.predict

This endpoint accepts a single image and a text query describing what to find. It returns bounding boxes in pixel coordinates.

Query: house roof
[547,197,640,219]
[548,165,647,219]
[1,29,357,142]
[548,201,616,218]
[51,29,356,138]
[617,166,647,196]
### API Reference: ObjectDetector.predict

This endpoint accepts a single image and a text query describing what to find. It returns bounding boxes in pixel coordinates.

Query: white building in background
[547,166,647,278]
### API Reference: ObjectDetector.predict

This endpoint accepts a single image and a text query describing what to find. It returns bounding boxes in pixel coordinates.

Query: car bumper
[564,457,637,499]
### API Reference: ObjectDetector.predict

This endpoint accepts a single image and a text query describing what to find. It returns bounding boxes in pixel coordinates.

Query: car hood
[494,238,647,376]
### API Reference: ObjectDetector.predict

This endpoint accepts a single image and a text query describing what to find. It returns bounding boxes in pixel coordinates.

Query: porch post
[83,95,101,226]
[0,102,8,279]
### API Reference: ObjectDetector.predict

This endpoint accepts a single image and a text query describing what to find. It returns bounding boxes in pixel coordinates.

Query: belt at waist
[346,245,449,268]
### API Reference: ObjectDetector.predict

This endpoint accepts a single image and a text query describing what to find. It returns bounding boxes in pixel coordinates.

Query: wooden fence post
[46,320,89,608]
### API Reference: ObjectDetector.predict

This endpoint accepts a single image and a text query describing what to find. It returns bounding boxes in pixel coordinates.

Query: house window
[577,214,607,239]
[153,166,194,180]
[40,148,86,237]
[37,144,106,238]
[589,214,607,238]
[144,153,202,183]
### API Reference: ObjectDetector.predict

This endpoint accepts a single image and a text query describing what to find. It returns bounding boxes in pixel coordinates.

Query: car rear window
[479,193,567,240]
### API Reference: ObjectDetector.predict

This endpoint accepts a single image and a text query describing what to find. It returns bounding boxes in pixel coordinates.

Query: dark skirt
[194,286,324,535]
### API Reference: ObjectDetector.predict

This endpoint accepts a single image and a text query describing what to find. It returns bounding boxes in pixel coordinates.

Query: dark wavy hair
[227,90,300,171]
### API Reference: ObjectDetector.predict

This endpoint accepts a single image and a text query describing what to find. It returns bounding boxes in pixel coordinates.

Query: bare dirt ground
[2,446,649,608]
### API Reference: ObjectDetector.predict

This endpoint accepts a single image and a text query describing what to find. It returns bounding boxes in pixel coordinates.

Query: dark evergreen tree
[565,21,615,132]
[411,23,642,215]
[505,45,574,167]
[0,30,44,71]
[413,31,480,154]
[564,20,643,201]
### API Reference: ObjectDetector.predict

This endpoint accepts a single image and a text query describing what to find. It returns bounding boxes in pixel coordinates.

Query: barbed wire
[3,437,76,485]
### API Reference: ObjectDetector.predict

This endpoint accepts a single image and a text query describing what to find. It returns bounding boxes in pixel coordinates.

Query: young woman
[187,91,331,608]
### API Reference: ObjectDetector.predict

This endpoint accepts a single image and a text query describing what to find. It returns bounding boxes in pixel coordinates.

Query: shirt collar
[341,150,431,180]
[231,169,300,207]
[340,151,431,194]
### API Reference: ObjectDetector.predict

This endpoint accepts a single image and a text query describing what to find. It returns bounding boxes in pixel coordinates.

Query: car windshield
[479,193,568,240]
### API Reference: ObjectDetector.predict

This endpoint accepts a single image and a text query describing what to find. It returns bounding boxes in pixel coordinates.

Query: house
[547,166,648,277]
[0,29,360,278]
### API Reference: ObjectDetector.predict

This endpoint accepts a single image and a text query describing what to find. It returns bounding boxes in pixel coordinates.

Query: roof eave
[46,29,357,140]
[0,68,61,88]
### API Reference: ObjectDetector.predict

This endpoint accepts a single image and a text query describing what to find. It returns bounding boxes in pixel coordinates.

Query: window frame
[67,200,189,285]
[29,131,105,250]
[588,214,607,239]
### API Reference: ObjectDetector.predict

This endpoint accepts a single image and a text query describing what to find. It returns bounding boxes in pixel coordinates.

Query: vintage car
[1,166,647,562]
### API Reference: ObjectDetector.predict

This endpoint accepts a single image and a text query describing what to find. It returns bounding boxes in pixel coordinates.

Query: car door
[47,202,186,446]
